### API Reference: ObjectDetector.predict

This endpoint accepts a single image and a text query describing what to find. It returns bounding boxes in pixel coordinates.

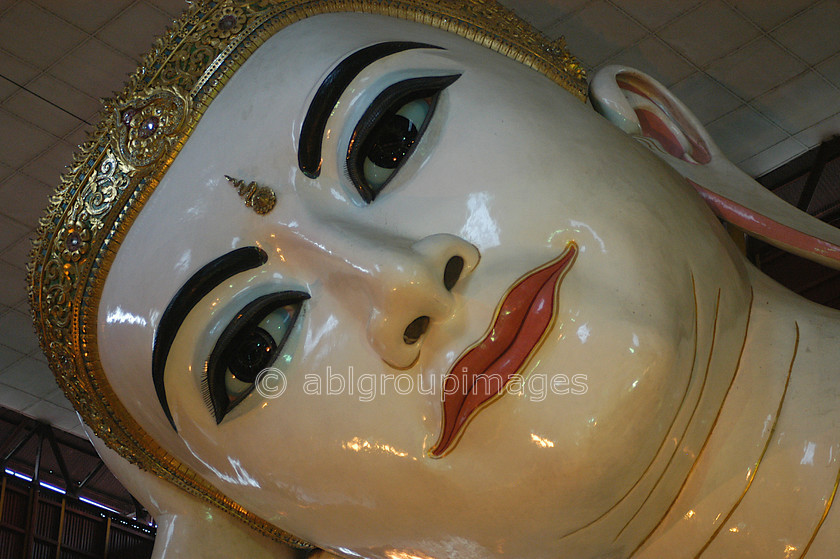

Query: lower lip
[430,242,578,457]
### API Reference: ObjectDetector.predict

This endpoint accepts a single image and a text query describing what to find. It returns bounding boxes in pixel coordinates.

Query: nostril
[403,316,430,345]
[443,256,464,291]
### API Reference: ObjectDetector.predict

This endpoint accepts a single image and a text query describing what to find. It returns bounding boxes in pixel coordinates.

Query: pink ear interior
[634,108,687,161]
[617,75,711,165]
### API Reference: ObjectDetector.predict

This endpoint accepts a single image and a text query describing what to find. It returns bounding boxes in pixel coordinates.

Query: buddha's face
[97,12,751,558]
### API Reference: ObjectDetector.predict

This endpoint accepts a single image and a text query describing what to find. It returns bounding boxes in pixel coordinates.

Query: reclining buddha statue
[27,1,840,557]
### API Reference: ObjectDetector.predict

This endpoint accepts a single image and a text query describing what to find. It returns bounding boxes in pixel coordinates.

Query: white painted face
[98,12,753,559]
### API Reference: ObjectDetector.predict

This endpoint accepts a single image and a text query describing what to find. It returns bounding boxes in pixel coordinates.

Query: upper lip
[430,242,578,457]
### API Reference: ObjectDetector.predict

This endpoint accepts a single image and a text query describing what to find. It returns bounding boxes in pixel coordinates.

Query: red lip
[430,242,578,457]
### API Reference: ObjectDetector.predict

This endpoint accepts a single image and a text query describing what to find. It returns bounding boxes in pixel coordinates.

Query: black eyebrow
[152,246,268,430]
[297,41,442,179]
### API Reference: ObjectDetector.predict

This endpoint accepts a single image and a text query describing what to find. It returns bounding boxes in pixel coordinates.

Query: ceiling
[1,0,839,435]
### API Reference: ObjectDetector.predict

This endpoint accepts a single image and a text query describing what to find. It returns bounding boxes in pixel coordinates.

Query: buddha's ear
[590,65,840,270]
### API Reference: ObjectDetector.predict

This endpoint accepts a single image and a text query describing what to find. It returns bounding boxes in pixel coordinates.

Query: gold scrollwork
[85,156,130,217]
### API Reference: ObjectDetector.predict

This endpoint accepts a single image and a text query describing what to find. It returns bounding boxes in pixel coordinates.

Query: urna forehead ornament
[26,0,586,547]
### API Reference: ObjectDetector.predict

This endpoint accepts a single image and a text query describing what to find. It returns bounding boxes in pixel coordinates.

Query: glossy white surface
[93,13,840,559]
[86,430,300,559]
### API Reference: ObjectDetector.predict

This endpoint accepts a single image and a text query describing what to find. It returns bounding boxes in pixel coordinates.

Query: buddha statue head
[28,1,840,558]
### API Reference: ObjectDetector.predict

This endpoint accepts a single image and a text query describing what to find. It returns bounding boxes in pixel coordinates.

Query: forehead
[109,11,594,281]
[190,12,578,182]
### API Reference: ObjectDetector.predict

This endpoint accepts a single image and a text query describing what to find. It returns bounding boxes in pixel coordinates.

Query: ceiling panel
[0,172,51,228]
[0,54,39,100]
[0,2,87,68]
[705,37,806,101]
[739,137,810,177]
[659,0,759,65]
[44,0,134,33]
[728,0,814,31]
[706,104,789,162]
[796,112,840,149]
[669,71,744,123]
[772,1,840,64]
[754,70,840,133]
[0,109,56,167]
[48,38,138,99]
[609,0,703,30]
[547,0,648,66]
[600,35,693,87]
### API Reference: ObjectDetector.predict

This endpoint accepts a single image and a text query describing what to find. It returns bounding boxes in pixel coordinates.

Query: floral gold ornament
[27,0,585,549]
[208,5,248,41]
[57,222,91,263]
[109,87,190,169]
[225,175,277,215]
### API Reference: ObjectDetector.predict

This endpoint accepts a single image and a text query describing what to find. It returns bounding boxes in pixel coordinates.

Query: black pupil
[227,327,275,383]
[363,113,418,169]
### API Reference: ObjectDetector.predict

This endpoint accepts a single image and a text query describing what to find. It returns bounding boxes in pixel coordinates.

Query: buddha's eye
[205,291,308,423]
[347,74,460,203]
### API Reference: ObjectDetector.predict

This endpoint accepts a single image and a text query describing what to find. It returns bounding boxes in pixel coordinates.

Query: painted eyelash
[200,365,213,416]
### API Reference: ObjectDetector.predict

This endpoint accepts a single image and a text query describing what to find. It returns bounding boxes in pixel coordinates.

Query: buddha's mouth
[430,242,578,457]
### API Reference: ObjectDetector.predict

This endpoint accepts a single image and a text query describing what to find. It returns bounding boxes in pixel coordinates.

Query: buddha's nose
[364,233,479,368]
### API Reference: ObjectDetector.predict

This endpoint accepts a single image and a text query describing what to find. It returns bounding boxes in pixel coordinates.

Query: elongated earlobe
[590,65,840,270]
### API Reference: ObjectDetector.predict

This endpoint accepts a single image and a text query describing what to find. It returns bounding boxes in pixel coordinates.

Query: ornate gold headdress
[27,0,586,548]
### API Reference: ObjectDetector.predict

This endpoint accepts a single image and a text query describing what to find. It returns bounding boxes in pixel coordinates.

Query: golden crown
[27,0,586,549]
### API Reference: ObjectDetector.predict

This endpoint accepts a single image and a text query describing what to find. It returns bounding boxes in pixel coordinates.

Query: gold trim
[559,272,703,539]
[796,330,837,555]
[691,320,798,558]
[628,288,756,557]
[27,0,586,548]
[617,288,723,543]
[800,460,840,557]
